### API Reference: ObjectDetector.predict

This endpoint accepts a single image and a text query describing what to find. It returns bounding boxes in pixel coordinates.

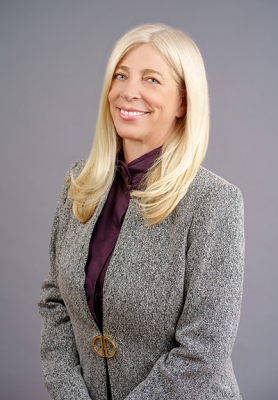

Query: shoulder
[192,166,242,197]
[54,159,87,211]
[178,166,244,217]
[184,167,245,263]
[198,166,243,205]
[65,159,87,182]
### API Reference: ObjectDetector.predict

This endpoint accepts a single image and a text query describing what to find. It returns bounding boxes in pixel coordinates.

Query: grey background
[0,0,277,399]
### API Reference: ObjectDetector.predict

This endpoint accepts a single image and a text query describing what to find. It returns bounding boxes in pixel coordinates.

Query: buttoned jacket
[38,160,244,400]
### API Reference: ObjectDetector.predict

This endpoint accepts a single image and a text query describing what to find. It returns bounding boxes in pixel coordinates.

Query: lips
[120,109,148,116]
[119,107,149,115]
[117,107,149,120]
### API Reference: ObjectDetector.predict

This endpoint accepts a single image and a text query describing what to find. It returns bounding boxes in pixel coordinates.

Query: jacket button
[92,335,117,358]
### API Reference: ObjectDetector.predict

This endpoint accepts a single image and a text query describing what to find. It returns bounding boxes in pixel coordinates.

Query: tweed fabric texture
[38,160,244,400]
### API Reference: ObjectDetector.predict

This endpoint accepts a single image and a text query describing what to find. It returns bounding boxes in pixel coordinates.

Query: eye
[147,77,160,84]
[113,73,126,80]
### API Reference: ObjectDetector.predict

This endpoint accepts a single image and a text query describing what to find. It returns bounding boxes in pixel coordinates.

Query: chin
[117,132,142,141]
[115,127,144,141]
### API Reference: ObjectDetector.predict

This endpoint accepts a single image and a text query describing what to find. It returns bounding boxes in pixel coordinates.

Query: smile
[120,109,148,116]
[117,108,149,121]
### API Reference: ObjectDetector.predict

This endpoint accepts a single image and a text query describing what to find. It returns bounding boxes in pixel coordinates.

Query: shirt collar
[116,147,161,189]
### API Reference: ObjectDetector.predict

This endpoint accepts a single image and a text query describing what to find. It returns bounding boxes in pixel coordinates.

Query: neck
[123,139,164,165]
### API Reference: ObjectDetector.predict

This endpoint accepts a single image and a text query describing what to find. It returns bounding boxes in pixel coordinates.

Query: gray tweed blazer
[38,160,244,400]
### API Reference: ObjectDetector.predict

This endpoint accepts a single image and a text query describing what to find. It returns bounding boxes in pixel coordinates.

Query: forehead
[116,43,171,74]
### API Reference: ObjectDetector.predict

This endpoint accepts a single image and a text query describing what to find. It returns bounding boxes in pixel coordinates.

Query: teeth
[120,109,147,116]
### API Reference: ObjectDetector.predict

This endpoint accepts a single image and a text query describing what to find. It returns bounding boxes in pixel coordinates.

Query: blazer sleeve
[37,162,91,400]
[124,183,245,400]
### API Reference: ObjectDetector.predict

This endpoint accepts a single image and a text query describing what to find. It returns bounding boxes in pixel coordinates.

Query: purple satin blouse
[84,147,161,329]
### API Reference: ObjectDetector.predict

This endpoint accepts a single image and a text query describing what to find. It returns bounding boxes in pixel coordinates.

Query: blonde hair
[68,23,210,226]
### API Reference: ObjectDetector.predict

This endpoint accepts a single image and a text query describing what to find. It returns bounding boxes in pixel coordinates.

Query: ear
[176,90,187,118]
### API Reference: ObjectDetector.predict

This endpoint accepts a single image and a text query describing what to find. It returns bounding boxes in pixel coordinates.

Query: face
[108,44,186,153]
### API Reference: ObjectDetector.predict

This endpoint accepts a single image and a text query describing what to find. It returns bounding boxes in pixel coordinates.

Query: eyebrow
[116,65,164,78]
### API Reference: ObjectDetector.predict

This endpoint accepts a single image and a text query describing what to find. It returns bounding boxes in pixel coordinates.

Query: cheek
[108,93,116,117]
[108,82,121,103]
[108,90,113,106]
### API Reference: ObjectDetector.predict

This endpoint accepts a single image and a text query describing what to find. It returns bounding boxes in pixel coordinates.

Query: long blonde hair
[68,24,210,226]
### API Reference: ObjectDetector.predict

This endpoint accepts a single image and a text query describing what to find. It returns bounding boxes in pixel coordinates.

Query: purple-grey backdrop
[1,1,277,399]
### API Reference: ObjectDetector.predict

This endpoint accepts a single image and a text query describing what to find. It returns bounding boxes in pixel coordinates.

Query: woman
[38,24,244,400]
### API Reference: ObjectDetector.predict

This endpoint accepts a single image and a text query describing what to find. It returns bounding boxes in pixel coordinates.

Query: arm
[37,163,91,400]
[125,183,244,399]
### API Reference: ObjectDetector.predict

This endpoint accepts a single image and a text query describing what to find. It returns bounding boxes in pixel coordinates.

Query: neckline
[116,146,161,188]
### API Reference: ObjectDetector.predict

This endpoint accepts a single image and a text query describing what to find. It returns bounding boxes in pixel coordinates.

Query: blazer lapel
[69,186,112,332]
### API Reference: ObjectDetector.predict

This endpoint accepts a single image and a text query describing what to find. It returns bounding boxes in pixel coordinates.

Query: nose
[120,79,141,101]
